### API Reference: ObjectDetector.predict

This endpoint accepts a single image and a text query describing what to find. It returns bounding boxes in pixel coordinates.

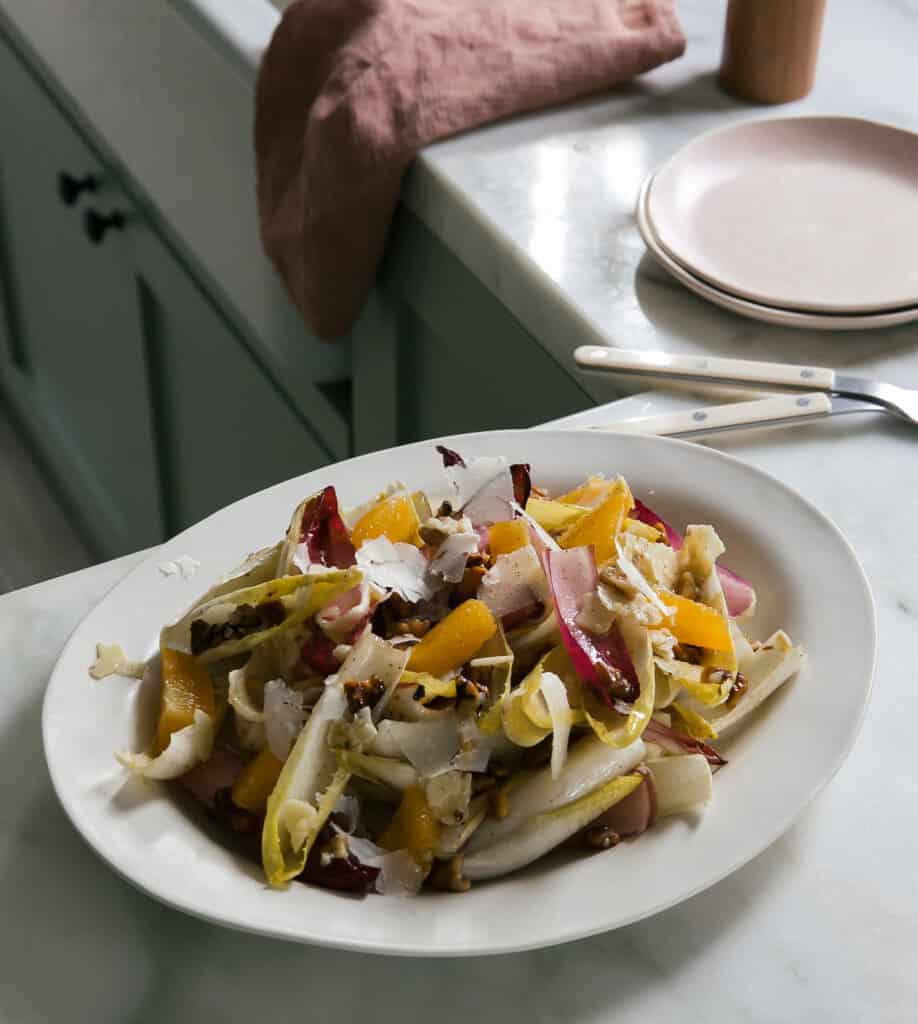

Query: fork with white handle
[574,346,916,437]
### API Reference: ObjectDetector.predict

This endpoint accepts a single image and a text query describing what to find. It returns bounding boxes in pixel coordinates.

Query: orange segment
[658,592,732,652]
[488,520,530,558]
[351,495,422,548]
[378,785,440,868]
[557,475,617,506]
[407,599,497,676]
[558,478,634,564]
[153,649,215,755]
[232,745,284,813]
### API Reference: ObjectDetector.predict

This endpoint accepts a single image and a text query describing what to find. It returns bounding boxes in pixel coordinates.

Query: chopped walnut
[388,617,431,640]
[673,642,704,665]
[453,564,487,603]
[454,677,489,706]
[598,564,638,599]
[342,675,386,715]
[429,855,471,893]
[582,825,620,850]
[488,785,511,821]
[726,672,748,709]
[676,571,698,600]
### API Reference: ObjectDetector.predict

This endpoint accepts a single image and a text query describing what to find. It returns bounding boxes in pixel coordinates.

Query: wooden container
[719,0,827,104]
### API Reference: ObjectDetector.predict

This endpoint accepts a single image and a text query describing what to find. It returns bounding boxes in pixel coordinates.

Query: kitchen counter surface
[171,0,918,397]
[3,377,916,1020]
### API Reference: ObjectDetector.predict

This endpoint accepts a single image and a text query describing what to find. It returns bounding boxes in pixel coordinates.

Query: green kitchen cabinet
[0,31,334,558]
[0,32,162,555]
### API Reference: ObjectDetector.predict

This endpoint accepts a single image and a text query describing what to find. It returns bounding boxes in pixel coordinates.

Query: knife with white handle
[575,345,836,390]
[574,345,918,427]
[588,393,881,438]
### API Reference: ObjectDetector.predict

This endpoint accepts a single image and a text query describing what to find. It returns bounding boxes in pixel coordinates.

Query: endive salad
[109,447,805,895]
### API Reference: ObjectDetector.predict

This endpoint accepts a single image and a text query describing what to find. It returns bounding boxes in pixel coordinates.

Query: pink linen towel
[255,0,685,340]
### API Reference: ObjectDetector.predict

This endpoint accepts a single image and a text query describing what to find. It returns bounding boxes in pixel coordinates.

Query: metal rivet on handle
[695,359,709,370]
[692,411,708,422]
[796,397,810,407]
[801,369,815,379]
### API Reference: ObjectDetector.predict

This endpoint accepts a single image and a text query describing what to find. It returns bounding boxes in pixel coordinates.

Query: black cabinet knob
[58,171,98,206]
[84,208,125,245]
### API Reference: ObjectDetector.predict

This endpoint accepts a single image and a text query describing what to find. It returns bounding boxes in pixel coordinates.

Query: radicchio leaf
[509,463,532,509]
[298,825,380,895]
[632,498,755,618]
[299,486,356,569]
[645,717,727,768]
[543,546,638,705]
[436,445,466,468]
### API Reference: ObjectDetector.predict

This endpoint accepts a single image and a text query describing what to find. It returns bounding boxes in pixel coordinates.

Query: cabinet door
[130,223,333,534]
[0,37,163,555]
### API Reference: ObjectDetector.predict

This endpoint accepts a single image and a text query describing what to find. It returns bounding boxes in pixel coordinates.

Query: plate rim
[645,114,918,315]
[41,428,878,956]
[637,172,918,331]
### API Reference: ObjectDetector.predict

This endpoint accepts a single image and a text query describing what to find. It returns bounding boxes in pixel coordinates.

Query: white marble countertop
[3,376,916,1020]
[170,0,918,402]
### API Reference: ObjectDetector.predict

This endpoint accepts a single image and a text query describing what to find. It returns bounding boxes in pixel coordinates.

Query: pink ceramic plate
[646,117,918,314]
[637,175,918,331]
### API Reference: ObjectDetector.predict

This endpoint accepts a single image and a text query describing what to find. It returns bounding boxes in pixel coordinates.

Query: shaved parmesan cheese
[382,717,460,777]
[479,545,547,620]
[424,770,472,824]
[444,455,510,509]
[344,834,424,895]
[89,643,146,680]
[615,538,673,617]
[355,537,436,603]
[428,532,479,583]
[116,708,214,780]
[264,679,305,760]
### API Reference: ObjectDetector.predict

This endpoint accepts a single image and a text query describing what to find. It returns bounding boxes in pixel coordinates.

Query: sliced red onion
[297,486,356,569]
[631,497,682,549]
[586,766,657,839]
[645,717,727,768]
[543,546,638,705]
[179,748,244,810]
[631,497,755,617]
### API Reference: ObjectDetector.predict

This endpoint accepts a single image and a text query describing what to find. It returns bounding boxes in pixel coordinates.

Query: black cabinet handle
[84,208,125,245]
[58,172,98,206]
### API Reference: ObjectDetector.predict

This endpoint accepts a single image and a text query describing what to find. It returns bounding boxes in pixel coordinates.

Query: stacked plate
[637,117,918,330]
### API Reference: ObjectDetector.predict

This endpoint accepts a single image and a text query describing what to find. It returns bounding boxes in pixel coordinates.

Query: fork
[574,346,918,435]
